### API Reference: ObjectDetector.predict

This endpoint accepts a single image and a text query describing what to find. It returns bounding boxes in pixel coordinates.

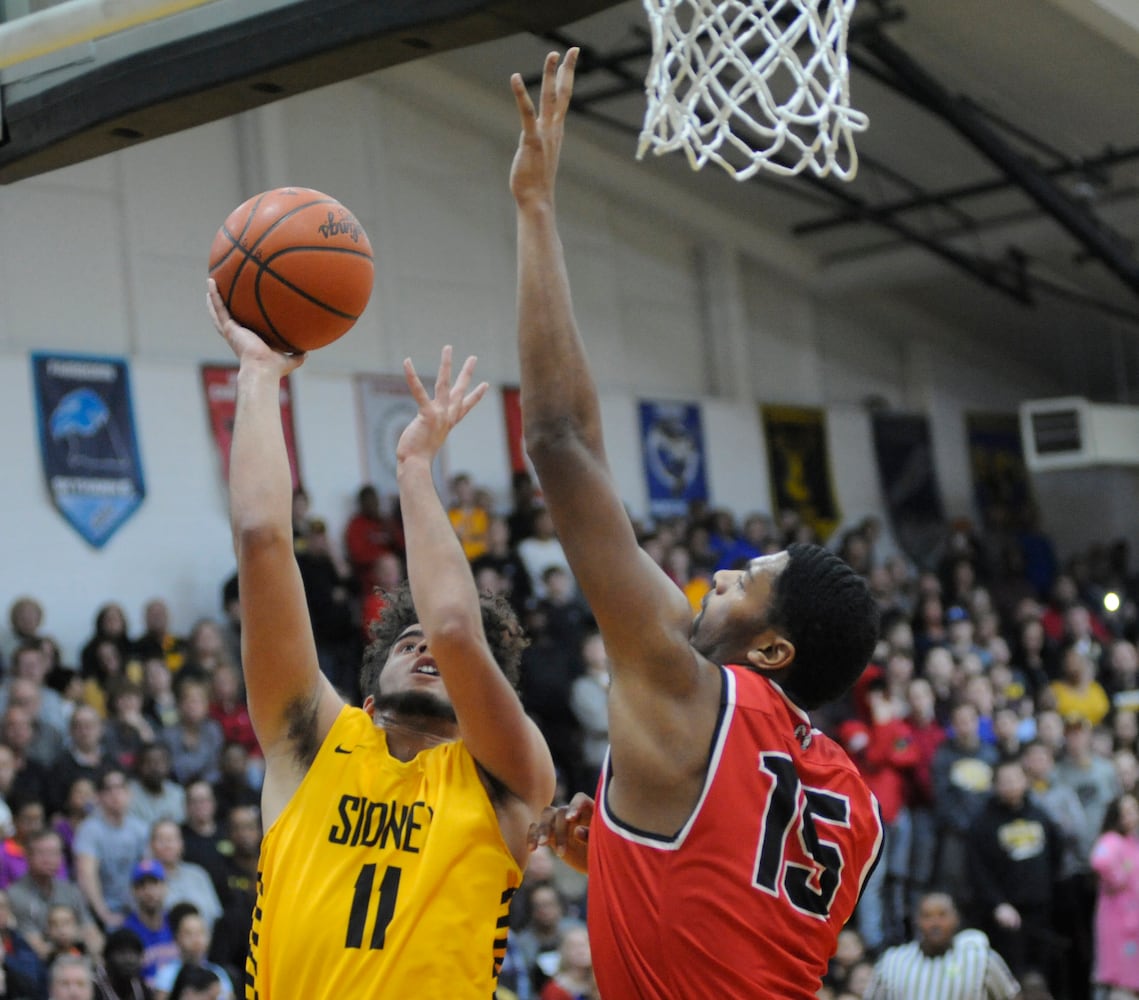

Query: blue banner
[31,352,146,549]
[639,400,708,518]
[966,411,1033,531]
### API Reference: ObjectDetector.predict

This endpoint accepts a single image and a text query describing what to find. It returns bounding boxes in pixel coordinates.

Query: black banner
[871,413,944,567]
[761,404,839,541]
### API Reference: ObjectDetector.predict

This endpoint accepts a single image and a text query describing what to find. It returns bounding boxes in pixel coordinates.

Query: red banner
[201,365,301,488]
[501,385,527,475]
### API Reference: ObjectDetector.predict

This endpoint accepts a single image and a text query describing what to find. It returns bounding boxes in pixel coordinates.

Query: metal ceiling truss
[535,4,1139,324]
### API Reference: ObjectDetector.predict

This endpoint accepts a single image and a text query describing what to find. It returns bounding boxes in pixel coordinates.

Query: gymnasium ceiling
[431,0,1139,404]
[3,0,1138,401]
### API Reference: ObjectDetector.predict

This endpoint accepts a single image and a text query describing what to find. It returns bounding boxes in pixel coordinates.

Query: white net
[638,0,868,181]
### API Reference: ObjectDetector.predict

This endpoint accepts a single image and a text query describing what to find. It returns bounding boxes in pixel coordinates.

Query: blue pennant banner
[31,352,146,549]
[639,400,708,519]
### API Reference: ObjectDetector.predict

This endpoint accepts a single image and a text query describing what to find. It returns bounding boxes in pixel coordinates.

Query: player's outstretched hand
[527,792,594,874]
[397,346,487,465]
[509,48,578,210]
[206,279,305,376]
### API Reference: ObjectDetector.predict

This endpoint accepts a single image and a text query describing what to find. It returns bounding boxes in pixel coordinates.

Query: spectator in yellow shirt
[448,473,490,562]
[1050,642,1110,727]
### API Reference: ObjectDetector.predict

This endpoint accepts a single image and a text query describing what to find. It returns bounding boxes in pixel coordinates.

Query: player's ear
[745,631,794,672]
[362,694,376,717]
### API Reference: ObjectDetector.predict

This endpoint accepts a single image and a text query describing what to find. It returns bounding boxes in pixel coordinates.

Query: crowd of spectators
[0,588,263,998]
[290,472,1139,1000]
[2,468,1138,1000]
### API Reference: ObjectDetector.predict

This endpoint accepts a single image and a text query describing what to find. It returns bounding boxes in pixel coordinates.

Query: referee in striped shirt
[864,892,1022,1000]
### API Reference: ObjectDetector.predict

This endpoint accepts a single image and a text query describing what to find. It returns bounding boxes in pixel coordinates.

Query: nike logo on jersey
[334,744,356,754]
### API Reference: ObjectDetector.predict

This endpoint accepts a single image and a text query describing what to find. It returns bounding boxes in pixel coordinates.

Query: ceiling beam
[794,143,1139,237]
[857,25,1139,297]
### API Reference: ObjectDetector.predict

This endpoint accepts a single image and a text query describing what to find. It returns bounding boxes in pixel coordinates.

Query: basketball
[208,187,374,353]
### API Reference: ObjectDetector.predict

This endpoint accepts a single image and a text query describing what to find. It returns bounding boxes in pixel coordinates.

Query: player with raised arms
[206,280,555,998]
[510,51,884,999]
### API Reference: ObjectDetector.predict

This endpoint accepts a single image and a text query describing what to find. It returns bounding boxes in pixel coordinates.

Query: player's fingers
[565,791,595,823]
[528,805,559,849]
[458,382,489,421]
[435,345,453,398]
[452,354,478,398]
[549,807,574,857]
[556,48,579,113]
[511,73,537,128]
[540,51,561,117]
[281,351,307,375]
[205,280,226,331]
[402,358,431,406]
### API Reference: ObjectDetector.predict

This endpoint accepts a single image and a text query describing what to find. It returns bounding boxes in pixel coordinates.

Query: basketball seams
[218,194,340,312]
[210,190,272,312]
[208,187,373,352]
[257,246,374,320]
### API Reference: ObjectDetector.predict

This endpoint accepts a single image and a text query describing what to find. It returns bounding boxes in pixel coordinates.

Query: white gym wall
[0,59,1122,660]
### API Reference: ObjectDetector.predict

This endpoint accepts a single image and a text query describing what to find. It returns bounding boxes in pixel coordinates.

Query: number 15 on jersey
[754,752,851,919]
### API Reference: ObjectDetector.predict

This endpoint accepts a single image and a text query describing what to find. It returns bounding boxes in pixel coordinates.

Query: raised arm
[509,52,696,692]
[206,281,342,807]
[396,348,555,816]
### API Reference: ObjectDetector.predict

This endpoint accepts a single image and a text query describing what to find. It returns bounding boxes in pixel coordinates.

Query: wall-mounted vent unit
[1020,397,1139,471]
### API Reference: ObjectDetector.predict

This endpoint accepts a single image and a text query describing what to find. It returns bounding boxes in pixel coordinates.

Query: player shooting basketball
[206,281,555,997]
[510,51,884,998]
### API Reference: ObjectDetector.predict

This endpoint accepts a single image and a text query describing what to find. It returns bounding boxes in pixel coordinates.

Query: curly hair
[360,581,528,700]
[767,542,880,710]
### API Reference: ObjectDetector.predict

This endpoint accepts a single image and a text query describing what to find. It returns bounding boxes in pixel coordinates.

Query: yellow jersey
[247,705,521,999]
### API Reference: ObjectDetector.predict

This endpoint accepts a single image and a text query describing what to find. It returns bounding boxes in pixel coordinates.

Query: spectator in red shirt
[905,676,947,915]
[207,664,258,765]
[538,926,596,1000]
[359,553,407,643]
[1041,575,1111,648]
[343,485,404,596]
[840,668,920,952]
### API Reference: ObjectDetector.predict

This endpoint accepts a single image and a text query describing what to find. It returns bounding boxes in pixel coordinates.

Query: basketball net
[637,0,868,181]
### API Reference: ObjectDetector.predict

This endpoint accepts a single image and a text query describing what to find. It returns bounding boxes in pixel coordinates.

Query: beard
[374,689,457,723]
[690,592,711,646]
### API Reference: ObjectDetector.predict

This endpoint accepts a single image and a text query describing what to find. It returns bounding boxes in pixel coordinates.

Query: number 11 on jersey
[345,863,402,949]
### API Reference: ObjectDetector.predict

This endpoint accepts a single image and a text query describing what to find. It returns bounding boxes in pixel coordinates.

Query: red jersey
[589,664,883,1000]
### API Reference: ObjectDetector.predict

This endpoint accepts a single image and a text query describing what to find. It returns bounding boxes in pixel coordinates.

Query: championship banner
[354,373,420,500]
[965,411,1033,528]
[501,386,527,475]
[201,365,301,488]
[871,412,944,567]
[31,352,146,549]
[761,404,839,540]
[639,400,709,518]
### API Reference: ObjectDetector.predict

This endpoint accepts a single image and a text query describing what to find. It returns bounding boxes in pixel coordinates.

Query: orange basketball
[208,187,374,353]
